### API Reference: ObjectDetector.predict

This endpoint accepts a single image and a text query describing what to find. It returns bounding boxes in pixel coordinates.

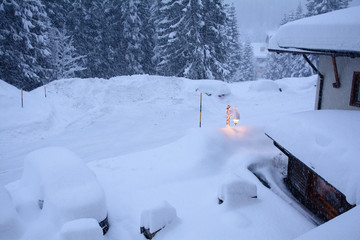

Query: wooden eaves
[268,47,360,87]
[268,47,360,109]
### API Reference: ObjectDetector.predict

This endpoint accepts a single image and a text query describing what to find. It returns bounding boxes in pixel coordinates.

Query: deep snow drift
[0,75,333,240]
[266,110,360,205]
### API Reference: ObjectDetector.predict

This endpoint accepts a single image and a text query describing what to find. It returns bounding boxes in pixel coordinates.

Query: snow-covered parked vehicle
[6,147,109,236]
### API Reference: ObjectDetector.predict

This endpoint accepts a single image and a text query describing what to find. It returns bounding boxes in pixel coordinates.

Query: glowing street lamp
[226,105,240,127]
[232,106,240,125]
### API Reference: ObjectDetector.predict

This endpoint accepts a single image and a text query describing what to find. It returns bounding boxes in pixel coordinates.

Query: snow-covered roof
[266,110,360,205]
[269,6,360,56]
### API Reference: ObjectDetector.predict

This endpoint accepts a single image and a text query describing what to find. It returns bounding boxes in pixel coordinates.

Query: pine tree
[306,0,351,16]
[43,0,72,30]
[201,0,229,80]
[225,3,243,82]
[155,0,190,77]
[265,5,315,80]
[239,40,256,81]
[65,0,105,78]
[101,0,124,77]
[21,0,53,86]
[120,0,145,75]
[265,53,282,80]
[65,0,87,77]
[295,2,304,20]
[265,51,315,80]
[83,0,106,77]
[0,0,52,90]
[139,1,156,75]
[0,0,24,88]
[49,28,85,80]
[181,0,207,79]
[155,0,230,80]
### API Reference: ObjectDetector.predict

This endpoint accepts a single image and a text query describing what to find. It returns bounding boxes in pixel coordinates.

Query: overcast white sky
[226,0,360,42]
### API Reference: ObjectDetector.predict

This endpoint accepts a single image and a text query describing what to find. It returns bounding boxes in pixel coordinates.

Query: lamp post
[226,105,240,127]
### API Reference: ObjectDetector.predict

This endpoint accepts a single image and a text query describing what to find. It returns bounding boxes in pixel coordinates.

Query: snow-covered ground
[1,75,320,239]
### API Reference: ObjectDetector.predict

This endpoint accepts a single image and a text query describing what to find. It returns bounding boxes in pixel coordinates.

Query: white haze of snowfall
[1,75,360,240]
[269,6,360,52]
[226,0,360,42]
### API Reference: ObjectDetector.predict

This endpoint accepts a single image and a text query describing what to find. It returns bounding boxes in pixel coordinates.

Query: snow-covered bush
[248,80,281,92]
[194,80,231,98]
[140,201,177,239]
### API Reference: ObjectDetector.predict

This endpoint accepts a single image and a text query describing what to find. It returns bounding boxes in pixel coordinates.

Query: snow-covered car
[6,147,109,235]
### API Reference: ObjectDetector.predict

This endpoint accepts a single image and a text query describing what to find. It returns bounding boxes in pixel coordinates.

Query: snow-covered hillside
[1,75,319,240]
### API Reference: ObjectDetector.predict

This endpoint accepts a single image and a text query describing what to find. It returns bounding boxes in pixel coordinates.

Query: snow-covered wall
[316,56,360,110]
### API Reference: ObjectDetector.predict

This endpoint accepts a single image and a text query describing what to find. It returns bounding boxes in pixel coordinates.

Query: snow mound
[218,179,257,205]
[0,80,20,97]
[140,201,177,235]
[248,80,280,92]
[59,218,103,240]
[192,80,231,97]
[0,80,51,132]
[275,75,317,93]
[0,187,23,240]
[7,147,107,225]
[294,206,360,240]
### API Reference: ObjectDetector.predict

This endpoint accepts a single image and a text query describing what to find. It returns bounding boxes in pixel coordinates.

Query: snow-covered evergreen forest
[0,0,256,91]
[0,0,352,90]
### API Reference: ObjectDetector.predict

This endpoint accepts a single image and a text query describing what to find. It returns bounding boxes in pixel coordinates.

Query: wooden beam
[302,54,324,80]
[331,56,341,88]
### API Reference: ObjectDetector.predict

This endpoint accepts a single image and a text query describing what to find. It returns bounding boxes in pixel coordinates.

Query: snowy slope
[0,75,316,185]
[0,75,322,240]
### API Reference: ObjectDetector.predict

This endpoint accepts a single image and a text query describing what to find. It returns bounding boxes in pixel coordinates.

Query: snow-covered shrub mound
[0,187,23,240]
[59,218,103,240]
[218,179,257,205]
[192,80,231,97]
[275,75,317,93]
[6,147,108,232]
[140,201,177,239]
[248,80,281,92]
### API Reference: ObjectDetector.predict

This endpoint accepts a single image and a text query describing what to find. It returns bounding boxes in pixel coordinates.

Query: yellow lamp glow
[226,105,240,127]
[232,107,240,125]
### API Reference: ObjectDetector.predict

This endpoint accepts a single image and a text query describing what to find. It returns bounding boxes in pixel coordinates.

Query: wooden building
[266,6,360,222]
[269,135,355,222]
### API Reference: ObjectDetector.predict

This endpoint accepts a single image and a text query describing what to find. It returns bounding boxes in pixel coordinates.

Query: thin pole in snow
[21,89,23,108]
[199,93,202,128]
[44,86,47,98]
